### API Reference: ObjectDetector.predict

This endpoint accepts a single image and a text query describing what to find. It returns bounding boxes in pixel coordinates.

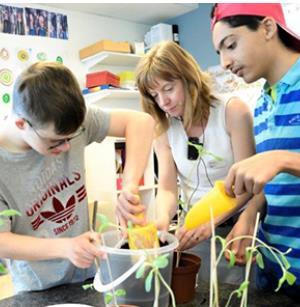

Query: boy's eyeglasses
[23,118,85,150]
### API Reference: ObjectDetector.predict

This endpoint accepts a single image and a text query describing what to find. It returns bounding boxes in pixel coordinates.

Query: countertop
[0,279,298,307]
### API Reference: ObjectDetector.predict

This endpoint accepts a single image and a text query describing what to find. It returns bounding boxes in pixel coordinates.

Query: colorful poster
[0,5,68,40]
[0,5,25,35]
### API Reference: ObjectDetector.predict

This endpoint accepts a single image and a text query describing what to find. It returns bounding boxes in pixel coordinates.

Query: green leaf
[255,252,264,269]
[82,283,93,290]
[0,209,21,217]
[135,264,145,279]
[286,271,297,286]
[145,270,154,292]
[97,213,110,232]
[238,280,249,292]
[235,282,249,299]
[104,292,113,304]
[0,264,7,274]
[127,221,133,230]
[216,236,226,250]
[226,249,236,267]
[280,254,291,270]
[275,274,286,292]
[97,213,109,226]
[153,254,169,269]
[0,219,3,227]
[115,288,126,297]
[97,224,108,233]
[245,247,253,262]
[177,199,185,207]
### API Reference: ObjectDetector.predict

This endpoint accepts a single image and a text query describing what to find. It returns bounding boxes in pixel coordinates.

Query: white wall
[0,3,148,114]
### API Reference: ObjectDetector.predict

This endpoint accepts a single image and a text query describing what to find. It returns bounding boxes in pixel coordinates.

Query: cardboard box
[86,71,120,88]
[79,39,131,59]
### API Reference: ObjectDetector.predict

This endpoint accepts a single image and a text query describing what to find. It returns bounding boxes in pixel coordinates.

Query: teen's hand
[225,151,282,197]
[66,232,105,268]
[225,211,256,265]
[116,183,146,229]
[175,224,211,250]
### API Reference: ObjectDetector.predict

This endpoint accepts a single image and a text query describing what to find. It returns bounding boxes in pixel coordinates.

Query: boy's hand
[116,183,146,229]
[66,232,105,268]
[225,152,282,196]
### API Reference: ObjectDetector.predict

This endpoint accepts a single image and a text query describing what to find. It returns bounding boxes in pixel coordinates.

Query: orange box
[79,39,131,59]
[86,71,120,88]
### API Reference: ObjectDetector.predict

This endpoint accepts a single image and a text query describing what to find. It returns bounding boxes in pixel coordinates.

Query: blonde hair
[136,41,218,136]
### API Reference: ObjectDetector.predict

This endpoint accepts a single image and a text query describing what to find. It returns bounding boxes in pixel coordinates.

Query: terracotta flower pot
[171,252,201,304]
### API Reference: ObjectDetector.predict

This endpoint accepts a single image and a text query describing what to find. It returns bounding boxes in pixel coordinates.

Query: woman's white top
[167,99,234,207]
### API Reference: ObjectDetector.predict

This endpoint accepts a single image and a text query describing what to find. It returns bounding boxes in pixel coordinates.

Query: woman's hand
[175,223,212,250]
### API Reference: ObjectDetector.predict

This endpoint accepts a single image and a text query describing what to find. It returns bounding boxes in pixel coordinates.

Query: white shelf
[84,89,140,105]
[81,51,143,70]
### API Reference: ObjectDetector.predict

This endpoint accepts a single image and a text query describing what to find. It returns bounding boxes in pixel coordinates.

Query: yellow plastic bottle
[184,180,237,230]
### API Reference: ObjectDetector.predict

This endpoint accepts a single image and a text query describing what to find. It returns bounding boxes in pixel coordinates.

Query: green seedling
[0,209,21,274]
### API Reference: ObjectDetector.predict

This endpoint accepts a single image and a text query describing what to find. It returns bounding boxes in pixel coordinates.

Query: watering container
[93,230,178,307]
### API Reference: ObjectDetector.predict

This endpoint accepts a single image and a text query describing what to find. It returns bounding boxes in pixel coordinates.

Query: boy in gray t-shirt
[0,62,154,293]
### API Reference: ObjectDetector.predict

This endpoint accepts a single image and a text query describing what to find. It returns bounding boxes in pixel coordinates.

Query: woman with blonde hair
[135,41,257,284]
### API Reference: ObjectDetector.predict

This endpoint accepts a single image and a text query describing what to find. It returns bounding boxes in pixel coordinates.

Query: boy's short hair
[211,3,300,52]
[13,62,86,135]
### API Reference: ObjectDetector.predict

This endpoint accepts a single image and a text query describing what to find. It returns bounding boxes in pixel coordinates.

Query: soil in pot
[171,252,201,304]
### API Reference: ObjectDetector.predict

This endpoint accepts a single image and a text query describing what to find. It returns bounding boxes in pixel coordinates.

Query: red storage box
[86,71,120,88]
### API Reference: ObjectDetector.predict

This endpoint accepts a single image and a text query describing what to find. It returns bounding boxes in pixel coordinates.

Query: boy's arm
[108,110,155,228]
[0,231,104,268]
[225,150,300,196]
[153,133,179,231]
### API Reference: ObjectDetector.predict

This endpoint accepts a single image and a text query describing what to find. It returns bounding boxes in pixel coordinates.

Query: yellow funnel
[128,212,159,249]
[184,180,237,230]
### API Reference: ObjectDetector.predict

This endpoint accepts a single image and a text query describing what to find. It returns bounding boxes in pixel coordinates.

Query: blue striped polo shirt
[254,57,300,285]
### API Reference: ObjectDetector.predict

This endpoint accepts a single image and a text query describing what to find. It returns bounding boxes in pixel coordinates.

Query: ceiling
[44,3,199,25]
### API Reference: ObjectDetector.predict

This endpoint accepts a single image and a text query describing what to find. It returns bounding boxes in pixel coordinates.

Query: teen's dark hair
[13,62,86,135]
[211,4,296,51]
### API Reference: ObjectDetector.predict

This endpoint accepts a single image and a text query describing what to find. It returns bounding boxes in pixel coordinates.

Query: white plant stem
[156,269,177,307]
[209,207,219,307]
[240,213,260,307]
[153,269,160,307]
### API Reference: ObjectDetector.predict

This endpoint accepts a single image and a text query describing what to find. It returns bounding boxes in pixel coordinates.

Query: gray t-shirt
[0,105,110,293]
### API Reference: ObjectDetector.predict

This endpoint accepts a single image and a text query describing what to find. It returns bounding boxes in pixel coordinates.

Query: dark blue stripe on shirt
[254,121,268,135]
[254,101,268,117]
[264,183,300,195]
[268,205,300,216]
[274,114,300,126]
[256,138,300,152]
[280,89,300,104]
[262,223,300,238]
